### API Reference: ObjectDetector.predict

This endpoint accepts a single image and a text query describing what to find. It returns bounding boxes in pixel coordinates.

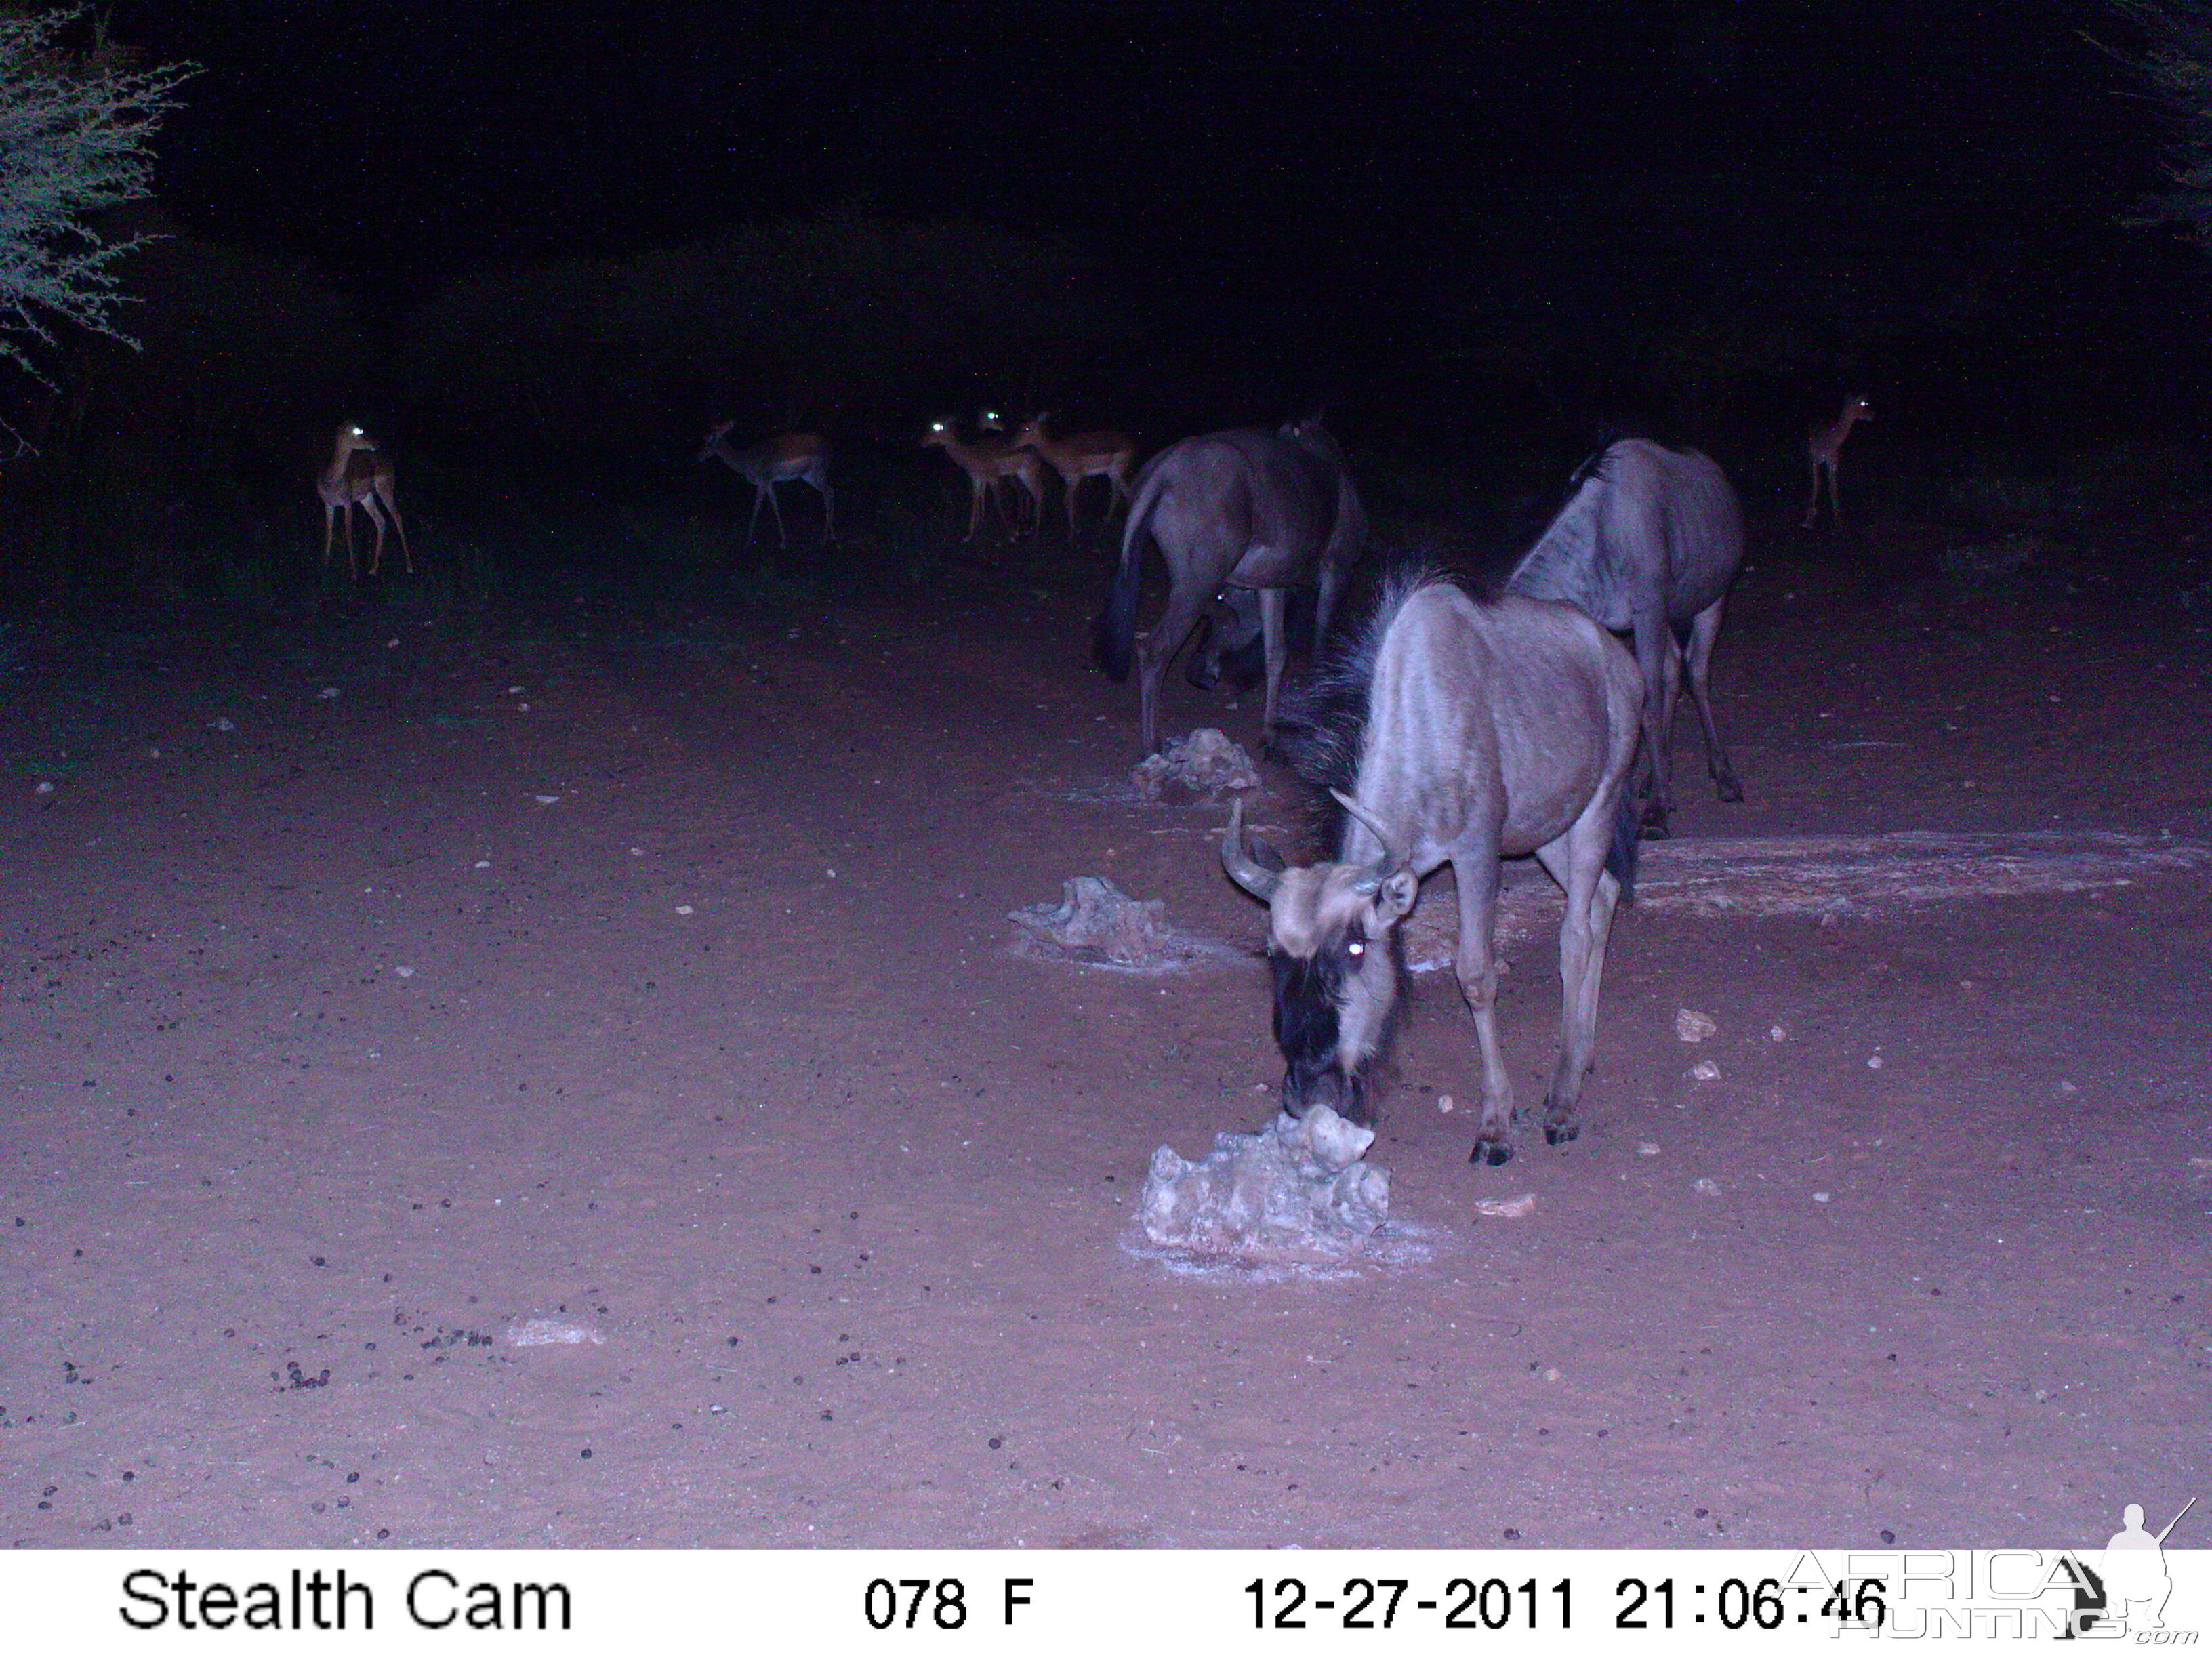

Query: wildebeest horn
[1330,789,1403,889]
[1220,799,1281,901]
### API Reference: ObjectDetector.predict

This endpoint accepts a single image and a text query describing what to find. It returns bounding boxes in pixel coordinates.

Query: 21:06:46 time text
[1247,1576,1890,1632]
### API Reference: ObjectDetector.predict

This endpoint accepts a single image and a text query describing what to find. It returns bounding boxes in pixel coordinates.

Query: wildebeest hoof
[1469,1140,1515,1167]
[1638,816,1671,841]
[1544,1121,1580,1146]
[1717,777,1744,803]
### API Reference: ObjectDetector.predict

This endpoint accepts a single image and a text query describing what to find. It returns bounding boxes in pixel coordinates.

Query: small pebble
[1675,1009,1717,1043]
[394,966,414,979]
[34,781,53,794]
[1437,1094,1455,1115]
[210,717,235,732]
[1769,1024,1786,1042]
[674,905,694,916]
[318,687,340,699]
[1541,1366,1560,1382]
[1867,1054,1885,1070]
[534,794,560,806]
[508,686,524,695]
[1814,1191,1831,1203]
[1690,1060,1720,1082]
[474,860,490,869]
[1637,1141,1660,1157]
[1694,1178,1721,1196]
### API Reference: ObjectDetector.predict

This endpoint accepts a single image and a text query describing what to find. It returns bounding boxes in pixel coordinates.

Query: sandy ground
[3,516,2209,1551]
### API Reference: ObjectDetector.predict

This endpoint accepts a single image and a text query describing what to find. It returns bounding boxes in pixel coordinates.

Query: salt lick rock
[1140,1102,1391,1263]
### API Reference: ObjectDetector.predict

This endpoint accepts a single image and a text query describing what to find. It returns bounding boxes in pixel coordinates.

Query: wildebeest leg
[1257,586,1288,739]
[1448,840,1516,1166]
[1313,556,1347,653]
[1631,612,1674,838]
[1682,597,1741,801]
[1532,814,1623,1146]
[1134,581,1215,755]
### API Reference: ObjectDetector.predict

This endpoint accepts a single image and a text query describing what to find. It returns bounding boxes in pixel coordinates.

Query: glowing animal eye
[1347,941,1365,958]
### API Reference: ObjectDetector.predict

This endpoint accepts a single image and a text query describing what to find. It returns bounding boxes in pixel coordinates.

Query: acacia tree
[0,7,191,380]
[2112,1,2212,249]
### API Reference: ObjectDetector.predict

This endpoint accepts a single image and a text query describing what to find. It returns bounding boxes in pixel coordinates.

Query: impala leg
[1532,813,1623,1145]
[768,483,790,549]
[381,486,413,575]
[1683,597,1740,801]
[360,493,390,577]
[342,504,358,581]
[815,477,834,544]
[1829,461,1844,527]
[1448,843,1516,1166]
[1063,471,1081,541]
[1632,613,1673,838]
[321,502,337,569]
[1803,459,1821,529]
[746,487,766,546]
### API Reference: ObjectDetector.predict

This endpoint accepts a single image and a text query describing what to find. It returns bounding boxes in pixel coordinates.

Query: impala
[317,424,412,579]
[699,424,836,546]
[922,417,1046,540]
[1803,395,1871,529]
[1010,413,1136,537]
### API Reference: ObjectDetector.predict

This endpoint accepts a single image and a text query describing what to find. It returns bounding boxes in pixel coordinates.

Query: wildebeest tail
[1607,783,1639,906]
[1092,461,1168,682]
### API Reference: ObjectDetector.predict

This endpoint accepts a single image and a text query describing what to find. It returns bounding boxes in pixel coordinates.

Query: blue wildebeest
[1094,415,1367,754]
[1506,438,1744,838]
[1221,571,1641,1166]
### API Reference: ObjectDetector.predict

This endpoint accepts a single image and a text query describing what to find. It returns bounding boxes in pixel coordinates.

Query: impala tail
[1092,461,1168,681]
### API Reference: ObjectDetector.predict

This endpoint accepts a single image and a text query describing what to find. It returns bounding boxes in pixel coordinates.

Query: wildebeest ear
[1250,838,1286,874]
[1373,867,1418,926]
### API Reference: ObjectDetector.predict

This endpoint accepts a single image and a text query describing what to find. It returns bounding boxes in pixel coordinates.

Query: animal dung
[1128,726,1262,802]
[1009,876,1233,973]
[1675,1008,1718,1043]
[1139,1103,1390,1263]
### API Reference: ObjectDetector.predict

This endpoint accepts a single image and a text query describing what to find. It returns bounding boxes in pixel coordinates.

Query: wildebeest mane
[1271,558,1458,856]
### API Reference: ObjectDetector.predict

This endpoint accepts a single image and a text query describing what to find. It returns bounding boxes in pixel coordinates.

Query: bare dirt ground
[4,512,2209,1551]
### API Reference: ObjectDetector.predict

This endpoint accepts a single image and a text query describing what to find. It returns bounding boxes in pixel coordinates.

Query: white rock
[1473,1193,1537,1219]
[394,966,414,978]
[1769,1024,1787,1042]
[1437,1094,1455,1115]
[209,716,235,732]
[1637,1141,1660,1158]
[1675,1009,1718,1043]
[506,1318,604,1347]
[1867,1054,1885,1070]
[1140,1103,1389,1262]
[318,687,340,699]
[1814,1191,1831,1203]
[1693,1177,1721,1196]
[1690,1060,1721,1082]
[534,794,560,806]
[33,781,52,794]
[674,905,694,916]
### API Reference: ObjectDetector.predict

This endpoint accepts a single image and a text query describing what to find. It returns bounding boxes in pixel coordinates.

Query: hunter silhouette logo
[2066,1497,2196,1638]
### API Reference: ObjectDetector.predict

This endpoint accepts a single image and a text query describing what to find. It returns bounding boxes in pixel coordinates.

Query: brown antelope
[922,417,1046,540]
[1803,395,1870,529]
[1009,413,1136,537]
[317,424,412,579]
[698,424,836,546]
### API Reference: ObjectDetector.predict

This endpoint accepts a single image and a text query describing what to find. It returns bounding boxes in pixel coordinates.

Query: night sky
[106,1,2210,445]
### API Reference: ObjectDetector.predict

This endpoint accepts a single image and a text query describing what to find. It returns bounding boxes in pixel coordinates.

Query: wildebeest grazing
[1222,571,1642,1166]
[1505,438,1745,838]
[1095,415,1368,754]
